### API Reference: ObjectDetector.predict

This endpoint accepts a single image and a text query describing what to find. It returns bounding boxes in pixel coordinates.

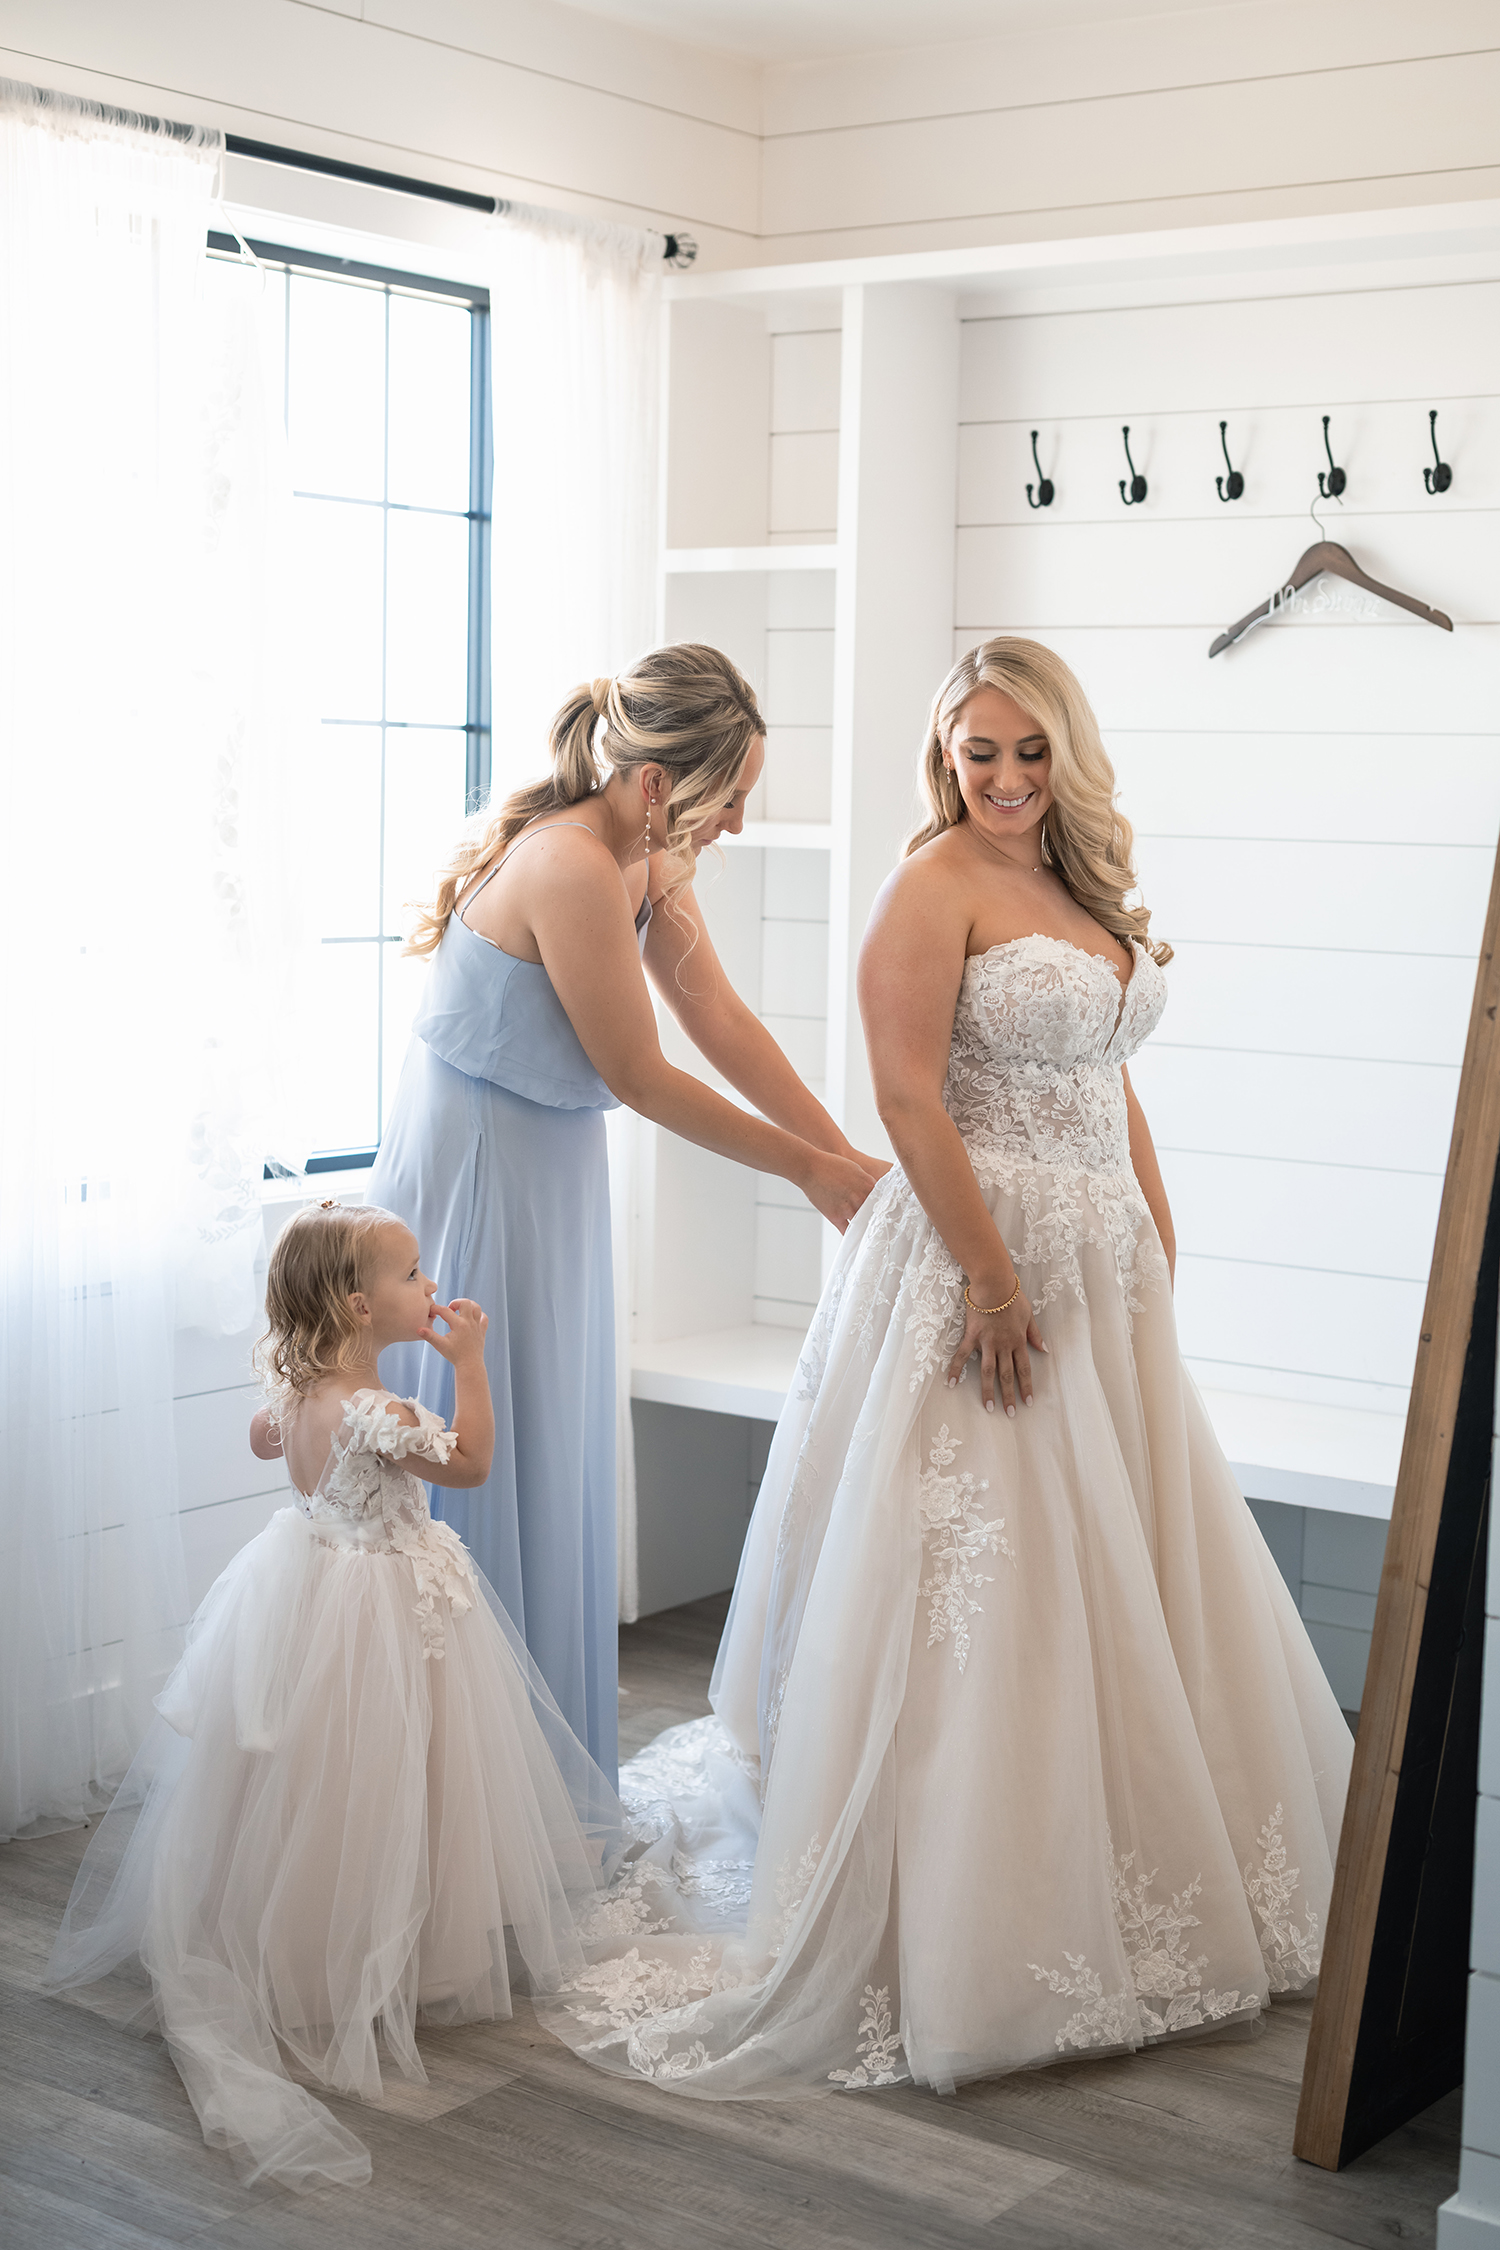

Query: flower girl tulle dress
[44,1390,622,2190]
[537,936,1355,2098]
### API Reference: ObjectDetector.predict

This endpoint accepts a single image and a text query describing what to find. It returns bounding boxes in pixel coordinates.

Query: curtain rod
[225,134,696,265]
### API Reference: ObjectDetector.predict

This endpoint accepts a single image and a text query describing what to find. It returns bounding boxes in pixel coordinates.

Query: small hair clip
[319,1197,340,1210]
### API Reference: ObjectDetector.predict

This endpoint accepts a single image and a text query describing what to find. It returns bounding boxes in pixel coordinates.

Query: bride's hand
[945,1287,1046,1417]
[801,1149,878,1233]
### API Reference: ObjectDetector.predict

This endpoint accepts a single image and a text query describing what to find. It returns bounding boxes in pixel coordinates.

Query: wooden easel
[1295,834,1500,2168]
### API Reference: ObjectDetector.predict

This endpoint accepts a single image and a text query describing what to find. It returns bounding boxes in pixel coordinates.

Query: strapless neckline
[965,930,1138,981]
[964,932,1141,1039]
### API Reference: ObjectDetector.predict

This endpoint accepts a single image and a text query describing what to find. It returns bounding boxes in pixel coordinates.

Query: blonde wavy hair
[905,637,1172,965]
[407,643,765,960]
[254,1200,403,1411]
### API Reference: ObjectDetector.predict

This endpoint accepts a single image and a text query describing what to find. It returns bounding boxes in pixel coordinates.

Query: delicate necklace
[967,822,1046,877]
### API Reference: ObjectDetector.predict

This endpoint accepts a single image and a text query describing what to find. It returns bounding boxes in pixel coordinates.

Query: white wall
[0,0,761,263]
[169,1189,303,1617]
[760,0,1500,264]
[9,0,1495,272]
[945,253,1500,1706]
[954,272,1500,1433]
[1437,1308,1500,2248]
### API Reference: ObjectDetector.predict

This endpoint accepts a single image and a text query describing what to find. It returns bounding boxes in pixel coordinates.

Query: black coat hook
[1423,409,1453,495]
[1118,426,1147,506]
[1026,429,1054,509]
[1317,414,1346,500]
[1215,421,1244,503]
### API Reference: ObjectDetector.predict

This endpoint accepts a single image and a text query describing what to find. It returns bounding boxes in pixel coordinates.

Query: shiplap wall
[1248,1499,1391,1714]
[2,0,761,262]
[20,0,1490,275]
[170,1200,298,1616]
[956,274,1500,1439]
[748,322,843,1327]
[760,0,1500,265]
[1438,1356,1500,2247]
[655,312,845,1337]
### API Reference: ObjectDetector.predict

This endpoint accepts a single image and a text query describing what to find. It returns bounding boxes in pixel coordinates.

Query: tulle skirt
[44,1508,622,2189]
[538,1160,1355,2096]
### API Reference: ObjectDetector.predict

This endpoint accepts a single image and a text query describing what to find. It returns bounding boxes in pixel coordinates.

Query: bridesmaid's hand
[945,1287,1046,1417]
[426,1297,489,1366]
[801,1149,878,1234]
[849,1147,893,1181]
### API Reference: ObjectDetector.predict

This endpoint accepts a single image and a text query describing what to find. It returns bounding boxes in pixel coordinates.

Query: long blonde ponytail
[407,644,764,959]
[905,637,1172,966]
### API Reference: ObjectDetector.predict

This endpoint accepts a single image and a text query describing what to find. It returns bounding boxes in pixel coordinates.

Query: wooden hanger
[1209,540,1453,657]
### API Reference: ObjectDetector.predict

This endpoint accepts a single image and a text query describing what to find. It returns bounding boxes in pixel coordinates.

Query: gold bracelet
[964,1278,1021,1316]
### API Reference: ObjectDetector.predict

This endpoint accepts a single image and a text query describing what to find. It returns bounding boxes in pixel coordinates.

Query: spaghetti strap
[458,822,599,929]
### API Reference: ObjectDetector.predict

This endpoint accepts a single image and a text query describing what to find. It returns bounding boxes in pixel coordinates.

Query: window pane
[383,727,469,939]
[287,273,385,501]
[302,725,382,937]
[306,943,380,1153]
[387,294,470,512]
[385,511,468,726]
[292,498,384,723]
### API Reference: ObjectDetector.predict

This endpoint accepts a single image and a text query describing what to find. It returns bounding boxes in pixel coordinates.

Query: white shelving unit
[664,544,840,573]
[633,277,962,1409]
[626,201,1500,1619]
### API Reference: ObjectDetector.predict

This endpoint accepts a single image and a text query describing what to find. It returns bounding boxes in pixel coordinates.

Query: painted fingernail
[1006,1404,1016,1419]
[985,1400,995,1414]
[1040,1341,1050,1353]
[947,1377,957,1390]
[1024,1395,1033,1406]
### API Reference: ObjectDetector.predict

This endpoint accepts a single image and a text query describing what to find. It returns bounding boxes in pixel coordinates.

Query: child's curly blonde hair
[255,1200,403,1411]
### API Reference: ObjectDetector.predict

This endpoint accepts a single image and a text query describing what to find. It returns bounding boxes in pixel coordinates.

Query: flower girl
[45,1200,622,2191]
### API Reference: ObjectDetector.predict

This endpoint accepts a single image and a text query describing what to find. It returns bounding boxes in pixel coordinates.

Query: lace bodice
[944,936,1166,1177]
[792,937,1171,1395]
[289,1390,477,1657]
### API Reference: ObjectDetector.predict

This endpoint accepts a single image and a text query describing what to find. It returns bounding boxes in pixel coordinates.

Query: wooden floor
[1,1593,1460,2250]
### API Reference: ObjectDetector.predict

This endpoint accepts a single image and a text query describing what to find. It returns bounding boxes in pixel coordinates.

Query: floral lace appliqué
[1027,1954,1137,2052]
[1244,1805,1321,1990]
[576,1860,674,1944]
[1031,1828,1253,2050]
[917,1425,1015,1672]
[670,1851,756,1913]
[828,1986,904,2089]
[562,1942,714,2035]
[1110,1837,1248,2035]
[771,1832,823,1953]
[290,1391,472,1657]
[941,938,1170,1331]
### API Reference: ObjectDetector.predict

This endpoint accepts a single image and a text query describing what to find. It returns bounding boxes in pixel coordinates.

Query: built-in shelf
[631,1323,1401,1521]
[663,544,839,574]
[722,821,833,851]
[631,1322,804,1421]
[1196,1387,1401,1522]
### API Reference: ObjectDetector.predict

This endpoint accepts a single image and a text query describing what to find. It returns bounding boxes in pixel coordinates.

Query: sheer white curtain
[487,204,663,1622]
[0,85,298,1837]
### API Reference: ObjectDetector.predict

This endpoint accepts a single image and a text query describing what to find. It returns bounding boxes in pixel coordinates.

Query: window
[209,236,491,1170]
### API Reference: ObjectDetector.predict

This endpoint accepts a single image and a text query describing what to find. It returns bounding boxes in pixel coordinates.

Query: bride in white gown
[541,636,1353,2097]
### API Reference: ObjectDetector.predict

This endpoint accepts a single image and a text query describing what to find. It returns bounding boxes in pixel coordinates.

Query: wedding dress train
[45,1393,621,2188]
[539,935,1354,2096]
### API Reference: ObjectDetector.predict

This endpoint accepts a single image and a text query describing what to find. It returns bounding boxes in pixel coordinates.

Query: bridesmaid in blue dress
[369,644,882,1779]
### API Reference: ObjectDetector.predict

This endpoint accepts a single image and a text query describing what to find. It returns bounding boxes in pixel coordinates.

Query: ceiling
[572,0,1238,65]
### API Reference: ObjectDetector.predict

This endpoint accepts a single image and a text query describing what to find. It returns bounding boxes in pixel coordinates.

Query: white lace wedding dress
[539,935,1354,2096]
[45,1392,621,2189]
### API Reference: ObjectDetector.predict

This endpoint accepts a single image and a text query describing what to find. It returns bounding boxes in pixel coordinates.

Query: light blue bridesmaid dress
[368,828,644,1781]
